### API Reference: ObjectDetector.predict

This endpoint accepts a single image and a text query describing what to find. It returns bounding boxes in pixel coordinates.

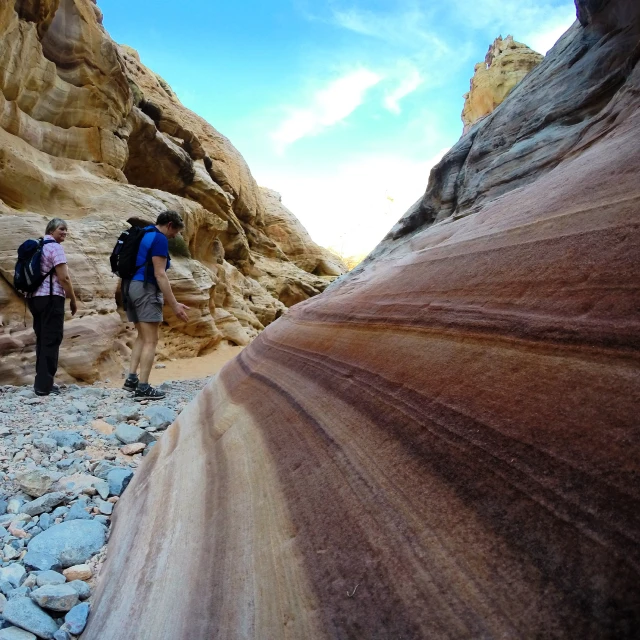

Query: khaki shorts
[125,280,164,323]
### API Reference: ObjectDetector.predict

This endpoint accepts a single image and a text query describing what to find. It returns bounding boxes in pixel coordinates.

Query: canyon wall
[85,0,640,638]
[0,0,344,385]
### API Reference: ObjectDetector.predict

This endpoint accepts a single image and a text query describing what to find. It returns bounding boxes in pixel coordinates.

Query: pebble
[96,500,113,516]
[49,432,86,452]
[62,564,91,582]
[120,443,145,456]
[106,468,133,496]
[0,566,25,589]
[143,405,176,430]
[63,601,90,634]
[65,500,92,522]
[115,406,140,422]
[114,423,154,446]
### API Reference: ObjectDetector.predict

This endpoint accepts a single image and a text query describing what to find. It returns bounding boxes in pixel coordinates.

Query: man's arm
[152,256,189,323]
[54,263,77,315]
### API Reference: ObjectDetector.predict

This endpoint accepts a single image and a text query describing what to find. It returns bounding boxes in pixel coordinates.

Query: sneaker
[123,376,139,392]
[134,385,166,401]
[35,389,49,397]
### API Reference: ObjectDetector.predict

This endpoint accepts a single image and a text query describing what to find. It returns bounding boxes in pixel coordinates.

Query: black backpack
[14,238,57,295]
[110,225,159,280]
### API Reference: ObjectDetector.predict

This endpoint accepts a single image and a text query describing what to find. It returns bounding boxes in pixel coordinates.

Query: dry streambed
[0,379,207,639]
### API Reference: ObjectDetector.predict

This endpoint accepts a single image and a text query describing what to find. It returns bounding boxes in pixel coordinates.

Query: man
[123,210,189,400]
[28,218,78,396]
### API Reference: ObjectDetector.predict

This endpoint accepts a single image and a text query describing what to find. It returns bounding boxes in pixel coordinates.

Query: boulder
[27,520,107,569]
[30,585,79,612]
[0,628,38,640]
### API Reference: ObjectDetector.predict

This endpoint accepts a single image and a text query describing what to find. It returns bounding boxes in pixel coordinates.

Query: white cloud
[256,149,449,257]
[384,66,423,114]
[522,9,577,54]
[271,69,382,151]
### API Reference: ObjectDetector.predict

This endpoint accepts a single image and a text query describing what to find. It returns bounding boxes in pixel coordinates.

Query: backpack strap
[139,228,163,287]
[41,238,58,298]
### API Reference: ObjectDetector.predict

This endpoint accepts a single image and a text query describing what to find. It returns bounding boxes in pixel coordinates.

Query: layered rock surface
[462,35,543,133]
[0,0,344,385]
[85,0,640,638]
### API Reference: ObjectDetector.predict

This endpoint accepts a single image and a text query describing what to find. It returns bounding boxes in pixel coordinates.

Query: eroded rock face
[461,35,544,133]
[85,0,640,637]
[0,0,345,384]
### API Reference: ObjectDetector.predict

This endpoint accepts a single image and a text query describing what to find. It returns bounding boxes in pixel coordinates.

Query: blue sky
[100,0,577,256]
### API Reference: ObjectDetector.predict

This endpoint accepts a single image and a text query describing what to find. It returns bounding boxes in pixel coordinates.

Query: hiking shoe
[123,376,139,392]
[35,385,61,397]
[134,385,165,401]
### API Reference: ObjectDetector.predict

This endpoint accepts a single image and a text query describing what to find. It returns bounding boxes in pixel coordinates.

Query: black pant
[28,296,65,394]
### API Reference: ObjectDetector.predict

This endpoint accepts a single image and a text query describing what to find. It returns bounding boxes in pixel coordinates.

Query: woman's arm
[54,263,77,315]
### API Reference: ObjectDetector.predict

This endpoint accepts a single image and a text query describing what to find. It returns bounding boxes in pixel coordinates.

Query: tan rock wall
[462,35,544,133]
[0,0,342,385]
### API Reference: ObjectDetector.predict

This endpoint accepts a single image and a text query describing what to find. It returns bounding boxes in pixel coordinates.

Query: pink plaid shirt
[32,235,67,298]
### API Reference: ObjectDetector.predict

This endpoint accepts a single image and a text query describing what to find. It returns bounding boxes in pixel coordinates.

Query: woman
[28,218,78,396]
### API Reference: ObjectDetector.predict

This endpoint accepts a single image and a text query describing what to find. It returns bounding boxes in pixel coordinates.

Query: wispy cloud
[448,0,576,53]
[383,66,423,114]
[331,3,450,56]
[271,68,382,151]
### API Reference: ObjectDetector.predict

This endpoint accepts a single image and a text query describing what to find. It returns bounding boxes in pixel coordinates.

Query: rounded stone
[27,520,107,569]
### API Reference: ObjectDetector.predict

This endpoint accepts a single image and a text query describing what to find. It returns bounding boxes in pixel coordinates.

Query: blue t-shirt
[131,227,170,284]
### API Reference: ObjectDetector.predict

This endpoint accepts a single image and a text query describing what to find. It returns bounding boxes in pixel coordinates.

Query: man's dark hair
[156,210,184,230]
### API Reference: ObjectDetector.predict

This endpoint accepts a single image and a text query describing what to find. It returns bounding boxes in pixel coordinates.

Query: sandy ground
[105,344,244,388]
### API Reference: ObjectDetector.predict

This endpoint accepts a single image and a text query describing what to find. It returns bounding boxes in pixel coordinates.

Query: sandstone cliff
[85,0,640,637]
[462,35,544,133]
[0,0,345,385]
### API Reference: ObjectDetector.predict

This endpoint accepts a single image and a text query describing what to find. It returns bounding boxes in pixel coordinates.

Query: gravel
[0,378,206,638]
